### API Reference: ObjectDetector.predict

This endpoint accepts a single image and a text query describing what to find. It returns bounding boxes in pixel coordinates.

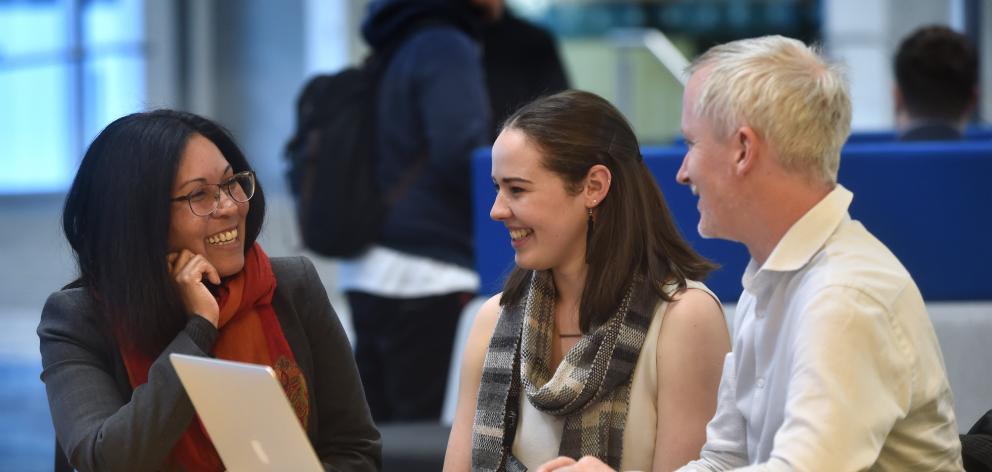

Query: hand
[536,456,616,472]
[167,250,221,327]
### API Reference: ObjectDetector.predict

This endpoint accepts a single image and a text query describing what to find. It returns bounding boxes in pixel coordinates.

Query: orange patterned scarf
[121,244,310,471]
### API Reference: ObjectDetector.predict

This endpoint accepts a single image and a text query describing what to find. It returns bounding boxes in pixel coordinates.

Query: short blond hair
[688,35,851,183]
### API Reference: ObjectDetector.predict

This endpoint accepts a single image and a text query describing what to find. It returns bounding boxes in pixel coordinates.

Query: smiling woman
[444,91,731,472]
[166,135,252,280]
[38,110,381,472]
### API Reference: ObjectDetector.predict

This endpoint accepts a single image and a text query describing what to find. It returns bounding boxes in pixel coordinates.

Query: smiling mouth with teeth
[206,228,239,246]
[509,228,533,241]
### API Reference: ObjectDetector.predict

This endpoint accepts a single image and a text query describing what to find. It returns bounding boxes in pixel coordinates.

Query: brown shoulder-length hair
[499,90,715,332]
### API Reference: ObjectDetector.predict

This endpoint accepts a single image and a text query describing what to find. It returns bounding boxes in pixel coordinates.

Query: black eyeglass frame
[169,170,256,216]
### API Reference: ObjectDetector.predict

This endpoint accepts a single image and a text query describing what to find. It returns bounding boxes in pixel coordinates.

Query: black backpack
[286,20,443,258]
[285,54,393,258]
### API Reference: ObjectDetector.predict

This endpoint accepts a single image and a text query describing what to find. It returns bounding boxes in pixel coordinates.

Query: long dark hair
[62,110,266,356]
[499,90,715,332]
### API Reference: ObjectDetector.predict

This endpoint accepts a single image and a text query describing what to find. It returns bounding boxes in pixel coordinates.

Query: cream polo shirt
[679,185,963,471]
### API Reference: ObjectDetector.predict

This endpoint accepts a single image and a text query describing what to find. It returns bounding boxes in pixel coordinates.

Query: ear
[583,164,612,208]
[732,126,761,176]
[893,86,908,116]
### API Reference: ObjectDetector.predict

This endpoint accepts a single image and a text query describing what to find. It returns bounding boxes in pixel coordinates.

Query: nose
[490,191,511,221]
[213,187,240,215]
[676,153,691,186]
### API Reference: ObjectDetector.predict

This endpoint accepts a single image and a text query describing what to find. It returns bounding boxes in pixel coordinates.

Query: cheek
[542,207,587,248]
[167,212,206,252]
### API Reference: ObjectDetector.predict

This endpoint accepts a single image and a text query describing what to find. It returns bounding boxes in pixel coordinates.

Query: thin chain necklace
[556,302,582,338]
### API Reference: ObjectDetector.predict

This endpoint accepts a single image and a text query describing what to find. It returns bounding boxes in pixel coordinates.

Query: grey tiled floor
[0,192,348,471]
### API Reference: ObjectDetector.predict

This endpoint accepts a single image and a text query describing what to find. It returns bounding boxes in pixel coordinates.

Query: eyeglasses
[170,171,255,216]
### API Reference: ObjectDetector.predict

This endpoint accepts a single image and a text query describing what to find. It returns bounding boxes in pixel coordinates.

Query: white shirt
[679,185,963,472]
[337,245,479,297]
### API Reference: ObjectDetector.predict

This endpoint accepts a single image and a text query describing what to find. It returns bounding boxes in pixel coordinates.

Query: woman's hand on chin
[168,250,221,327]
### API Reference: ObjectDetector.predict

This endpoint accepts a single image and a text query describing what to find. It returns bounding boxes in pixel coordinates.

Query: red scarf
[121,244,310,471]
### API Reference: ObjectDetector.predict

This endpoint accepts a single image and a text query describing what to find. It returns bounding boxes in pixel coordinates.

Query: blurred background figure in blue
[338,0,497,424]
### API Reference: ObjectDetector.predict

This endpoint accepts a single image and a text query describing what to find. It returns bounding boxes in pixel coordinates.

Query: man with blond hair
[538,35,962,472]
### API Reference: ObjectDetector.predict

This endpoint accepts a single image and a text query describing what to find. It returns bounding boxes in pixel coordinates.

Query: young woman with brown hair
[443,90,731,472]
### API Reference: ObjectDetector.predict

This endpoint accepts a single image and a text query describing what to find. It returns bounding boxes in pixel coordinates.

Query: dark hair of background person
[894,25,978,122]
[61,110,267,357]
[498,90,715,332]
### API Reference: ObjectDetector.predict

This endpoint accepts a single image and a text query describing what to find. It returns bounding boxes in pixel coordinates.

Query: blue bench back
[844,126,992,144]
[472,141,992,301]
[672,126,992,147]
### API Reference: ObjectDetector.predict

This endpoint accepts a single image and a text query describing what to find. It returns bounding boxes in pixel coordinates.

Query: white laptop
[169,353,324,472]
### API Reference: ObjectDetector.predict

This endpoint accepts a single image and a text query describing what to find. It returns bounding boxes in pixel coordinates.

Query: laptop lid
[169,353,323,472]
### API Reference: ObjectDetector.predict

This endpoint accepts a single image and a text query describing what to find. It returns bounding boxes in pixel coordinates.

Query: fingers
[168,249,221,326]
[170,250,220,284]
[575,456,614,472]
[169,250,195,277]
[536,456,578,472]
[537,456,615,472]
[202,261,221,286]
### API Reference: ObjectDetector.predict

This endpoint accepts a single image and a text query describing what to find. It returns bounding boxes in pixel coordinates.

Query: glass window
[0,0,146,194]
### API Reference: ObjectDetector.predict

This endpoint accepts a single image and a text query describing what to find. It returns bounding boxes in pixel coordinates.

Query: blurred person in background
[340,0,500,423]
[482,4,570,140]
[894,25,979,141]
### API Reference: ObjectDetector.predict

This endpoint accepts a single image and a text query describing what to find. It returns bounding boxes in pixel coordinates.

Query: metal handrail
[610,27,690,122]
[612,27,690,86]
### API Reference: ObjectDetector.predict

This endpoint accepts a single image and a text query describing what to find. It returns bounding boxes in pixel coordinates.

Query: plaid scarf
[471,271,657,471]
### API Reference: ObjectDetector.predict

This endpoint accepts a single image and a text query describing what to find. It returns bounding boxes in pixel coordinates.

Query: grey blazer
[38,256,381,472]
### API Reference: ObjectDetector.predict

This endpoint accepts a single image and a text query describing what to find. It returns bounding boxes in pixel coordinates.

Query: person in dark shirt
[894,25,978,141]
[482,8,570,139]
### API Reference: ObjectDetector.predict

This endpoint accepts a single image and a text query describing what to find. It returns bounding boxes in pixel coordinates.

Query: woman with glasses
[38,110,380,472]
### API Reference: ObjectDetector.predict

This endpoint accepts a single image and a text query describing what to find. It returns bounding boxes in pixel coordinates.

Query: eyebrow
[178,165,233,189]
[494,176,533,185]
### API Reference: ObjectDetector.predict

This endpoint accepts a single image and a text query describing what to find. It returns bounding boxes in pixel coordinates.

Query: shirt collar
[742,185,853,288]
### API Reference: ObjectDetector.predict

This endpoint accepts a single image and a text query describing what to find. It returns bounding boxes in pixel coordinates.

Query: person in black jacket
[482,7,570,140]
[40,110,380,472]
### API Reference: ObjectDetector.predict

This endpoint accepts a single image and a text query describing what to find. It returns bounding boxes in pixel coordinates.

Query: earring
[586,205,595,260]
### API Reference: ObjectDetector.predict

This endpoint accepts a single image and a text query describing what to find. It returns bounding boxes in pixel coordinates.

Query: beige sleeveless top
[511,280,720,471]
